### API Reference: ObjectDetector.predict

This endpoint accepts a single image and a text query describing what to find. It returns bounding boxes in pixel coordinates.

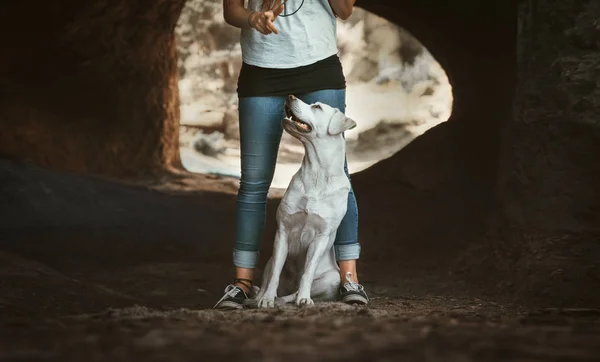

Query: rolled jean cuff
[334,243,361,261]
[233,249,259,269]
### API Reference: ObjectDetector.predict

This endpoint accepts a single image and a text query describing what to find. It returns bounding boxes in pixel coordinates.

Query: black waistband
[237,54,346,97]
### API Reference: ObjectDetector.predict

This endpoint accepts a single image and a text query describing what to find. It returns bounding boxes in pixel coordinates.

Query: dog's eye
[312,104,322,110]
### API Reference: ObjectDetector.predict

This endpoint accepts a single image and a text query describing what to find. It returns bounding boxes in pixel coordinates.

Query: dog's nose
[288,95,296,101]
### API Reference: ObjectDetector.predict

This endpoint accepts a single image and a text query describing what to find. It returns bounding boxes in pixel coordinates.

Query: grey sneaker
[213,284,248,310]
[339,272,369,305]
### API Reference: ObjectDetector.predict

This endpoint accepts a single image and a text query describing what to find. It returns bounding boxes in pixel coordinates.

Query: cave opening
[175,3,452,191]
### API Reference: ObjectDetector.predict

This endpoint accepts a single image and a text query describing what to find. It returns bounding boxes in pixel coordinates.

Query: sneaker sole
[214,301,244,310]
[342,294,369,305]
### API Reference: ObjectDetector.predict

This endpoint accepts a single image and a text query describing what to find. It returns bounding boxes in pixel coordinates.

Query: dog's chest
[278,195,348,246]
[280,195,344,224]
[280,182,349,216]
[281,210,325,235]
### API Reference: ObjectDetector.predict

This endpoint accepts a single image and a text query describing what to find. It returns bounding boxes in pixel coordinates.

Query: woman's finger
[254,22,265,34]
[266,19,278,34]
[264,10,275,20]
[270,0,287,13]
[257,23,271,35]
[273,0,287,17]
[259,20,272,34]
[269,0,282,10]
[273,4,285,18]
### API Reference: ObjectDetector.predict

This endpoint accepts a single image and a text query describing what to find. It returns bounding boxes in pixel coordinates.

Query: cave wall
[355,0,516,196]
[499,0,600,230]
[0,0,186,178]
[353,0,600,305]
[486,0,600,305]
[350,0,517,261]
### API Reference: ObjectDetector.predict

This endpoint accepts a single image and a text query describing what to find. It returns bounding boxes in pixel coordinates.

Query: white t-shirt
[241,0,339,69]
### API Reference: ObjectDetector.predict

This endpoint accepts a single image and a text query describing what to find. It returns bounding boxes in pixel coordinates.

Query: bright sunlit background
[175,1,453,190]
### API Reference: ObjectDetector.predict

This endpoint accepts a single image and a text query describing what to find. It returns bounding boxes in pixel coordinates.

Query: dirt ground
[1,159,600,362]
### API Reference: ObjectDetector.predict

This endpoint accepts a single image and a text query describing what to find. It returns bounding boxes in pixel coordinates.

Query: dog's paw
[295,297,314,307]
[257,295,276,309]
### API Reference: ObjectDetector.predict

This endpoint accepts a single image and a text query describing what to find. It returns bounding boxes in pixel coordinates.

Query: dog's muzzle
[284,99,312,133]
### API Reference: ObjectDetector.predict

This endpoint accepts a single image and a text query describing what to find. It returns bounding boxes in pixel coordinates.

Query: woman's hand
[249,1,285,35]
[223,0,283,32]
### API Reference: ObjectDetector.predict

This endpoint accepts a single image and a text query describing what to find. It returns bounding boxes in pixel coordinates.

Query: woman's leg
[297,89,362,284]
[233,95,287,282]
[214,95,286,309]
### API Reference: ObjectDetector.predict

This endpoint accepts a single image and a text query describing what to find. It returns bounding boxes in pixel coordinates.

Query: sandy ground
[1,159,600,362]
[3,258,600,362]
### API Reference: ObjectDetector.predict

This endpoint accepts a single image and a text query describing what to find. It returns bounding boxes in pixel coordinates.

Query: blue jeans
[233,89,360,268]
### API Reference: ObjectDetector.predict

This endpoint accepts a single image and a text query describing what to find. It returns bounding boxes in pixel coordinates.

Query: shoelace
[342,272,363,292]
[213,284,242,308]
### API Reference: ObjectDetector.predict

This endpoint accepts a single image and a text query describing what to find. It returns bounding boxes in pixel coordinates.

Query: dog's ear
[328,110,357,135]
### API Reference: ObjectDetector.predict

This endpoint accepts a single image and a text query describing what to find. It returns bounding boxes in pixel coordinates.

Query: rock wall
[487,0,600,305]
[499,0,600,230]
[353,0,516,214]
[0,0,186,178]
[353,0,600,305]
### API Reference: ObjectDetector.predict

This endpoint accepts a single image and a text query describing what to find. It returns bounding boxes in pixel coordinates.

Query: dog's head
[282,95,356,141]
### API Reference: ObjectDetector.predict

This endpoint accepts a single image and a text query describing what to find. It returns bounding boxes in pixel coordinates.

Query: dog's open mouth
[284,103,312,133]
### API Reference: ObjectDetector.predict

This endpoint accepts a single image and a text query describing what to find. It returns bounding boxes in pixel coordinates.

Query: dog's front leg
[257,228,288,308]
[296,234,331,306]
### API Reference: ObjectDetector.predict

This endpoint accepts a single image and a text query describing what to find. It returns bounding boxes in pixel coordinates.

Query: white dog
[253,95,357,308]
